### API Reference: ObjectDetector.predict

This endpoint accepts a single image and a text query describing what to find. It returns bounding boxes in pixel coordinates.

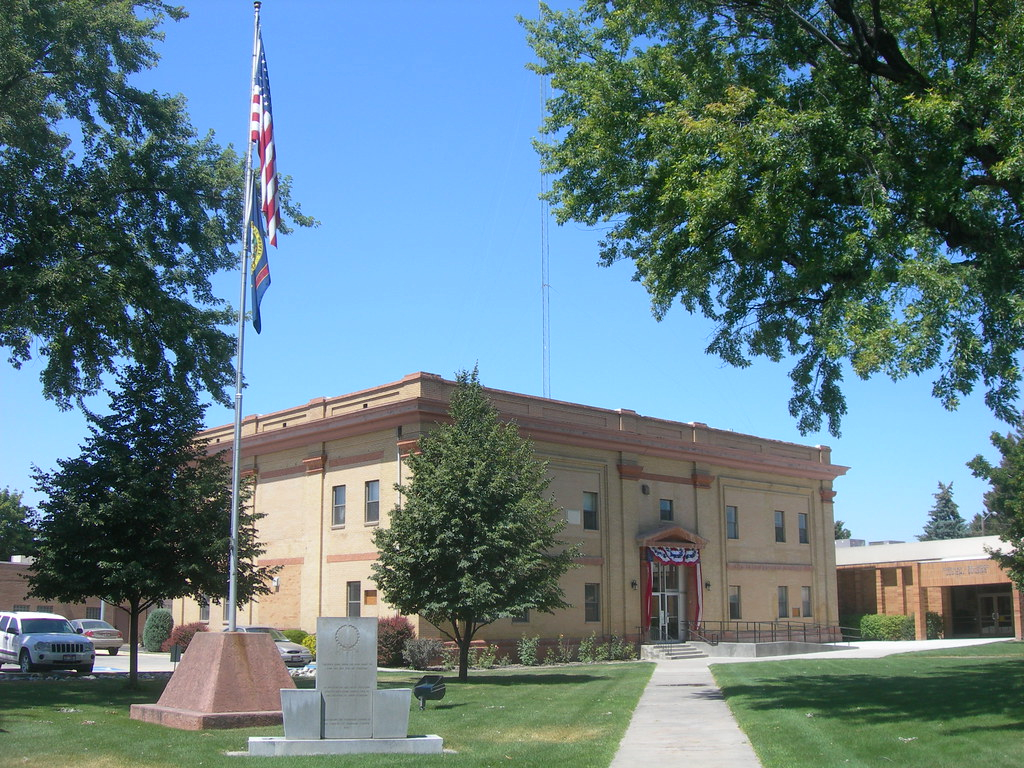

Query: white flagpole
[227,1,263,633]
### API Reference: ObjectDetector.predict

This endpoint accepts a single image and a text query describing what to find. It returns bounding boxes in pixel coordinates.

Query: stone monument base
[130,631,294,731]
[247,735,444,757]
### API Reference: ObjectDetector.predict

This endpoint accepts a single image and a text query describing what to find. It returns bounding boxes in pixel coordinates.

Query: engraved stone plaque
[316,617,377,739]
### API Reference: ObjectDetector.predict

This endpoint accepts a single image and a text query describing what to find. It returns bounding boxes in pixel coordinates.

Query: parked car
[0,611,95,674]
[229,625,313,667]
[70,619,124,656]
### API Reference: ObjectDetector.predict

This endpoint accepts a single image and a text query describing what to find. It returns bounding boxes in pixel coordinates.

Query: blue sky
[0,0,1011,542]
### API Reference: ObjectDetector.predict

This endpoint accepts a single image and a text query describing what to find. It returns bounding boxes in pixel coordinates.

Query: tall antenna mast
[539,72,551,399]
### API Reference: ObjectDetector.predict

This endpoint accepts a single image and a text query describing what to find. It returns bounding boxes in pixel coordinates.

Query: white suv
[0,612,95,674]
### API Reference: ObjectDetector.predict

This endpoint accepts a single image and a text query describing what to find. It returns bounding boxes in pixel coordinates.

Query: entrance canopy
[637,526,708,631]
[636,525,708,550]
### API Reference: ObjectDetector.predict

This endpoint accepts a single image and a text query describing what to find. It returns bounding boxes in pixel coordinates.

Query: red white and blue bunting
[642,546,703,629]
[647,546,700,565]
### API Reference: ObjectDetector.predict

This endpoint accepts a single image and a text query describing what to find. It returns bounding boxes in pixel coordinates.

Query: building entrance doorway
[979,592,1014,636]
[950,585,1015,637]
[648,562,684,642]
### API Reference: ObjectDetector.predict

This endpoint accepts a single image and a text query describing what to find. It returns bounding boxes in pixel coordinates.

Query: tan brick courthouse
[171,372,848,645]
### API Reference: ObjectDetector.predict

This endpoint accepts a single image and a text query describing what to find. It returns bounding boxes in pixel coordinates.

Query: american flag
[250,29,279,246]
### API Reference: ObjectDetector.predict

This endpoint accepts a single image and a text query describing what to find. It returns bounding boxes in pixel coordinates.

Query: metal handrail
[681,620,847,645]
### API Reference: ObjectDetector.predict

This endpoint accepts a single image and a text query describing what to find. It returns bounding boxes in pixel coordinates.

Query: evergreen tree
[968,425,1024,589]
[372,369,578,681]
[918,482,968,541]
[29,363,275,686]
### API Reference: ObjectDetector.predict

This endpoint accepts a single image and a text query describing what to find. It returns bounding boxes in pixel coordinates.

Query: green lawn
[0,663,653,768]
[711,641,1024,768]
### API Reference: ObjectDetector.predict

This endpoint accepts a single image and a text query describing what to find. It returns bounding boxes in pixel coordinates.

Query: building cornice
[201,372,847,483]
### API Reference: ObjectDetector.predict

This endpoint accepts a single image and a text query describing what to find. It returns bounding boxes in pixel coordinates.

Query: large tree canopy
[0,1,309,407]
[524,1,1024,435]
[372,369,578,681]
[28,362,275,685]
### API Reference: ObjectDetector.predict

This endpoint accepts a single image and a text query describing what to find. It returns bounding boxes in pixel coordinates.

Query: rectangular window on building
[728,586,741,620]
[512,609,530,624]
[659,498,673,522]
[36,605,53,613]
[583,491,599,530]
[798,512,809,544]
[12,604,29,613]
[802,586,812,618]
[365,480,380,524]
[364,590,378,606]
[332,484,346,527]
[199,596,210,622]
[777,586,789,619]
[85,606,101,620]
[222,600,230,622]
[584,583,601,622]
[726,505,739,539]
[774,510,786,542]
[347,581,361,617]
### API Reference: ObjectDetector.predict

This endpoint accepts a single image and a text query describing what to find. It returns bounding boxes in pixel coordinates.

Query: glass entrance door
[979,593,1014,636]
[648,563,683,642]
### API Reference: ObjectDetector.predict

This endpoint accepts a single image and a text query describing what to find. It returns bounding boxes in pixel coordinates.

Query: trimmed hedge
[142,608,173,652]
[860,613,915,641]
[282,629,308,645]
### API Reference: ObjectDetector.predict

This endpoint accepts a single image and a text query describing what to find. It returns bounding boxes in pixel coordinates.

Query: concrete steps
[640,643,707,661]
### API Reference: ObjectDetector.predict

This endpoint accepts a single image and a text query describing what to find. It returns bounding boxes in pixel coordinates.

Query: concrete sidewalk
[609,638,1012,768]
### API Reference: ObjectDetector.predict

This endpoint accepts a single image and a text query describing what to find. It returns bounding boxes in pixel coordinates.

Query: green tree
[523,1,1024,435]
[918,481,967,541]
[0,1,312,408]
[372,369,578,681]
[834,519,851,540]
[28,363,275,686]
[0,487,37,560]
[968,425,1024,588]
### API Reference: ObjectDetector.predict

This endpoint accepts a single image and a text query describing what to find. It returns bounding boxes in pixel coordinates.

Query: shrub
[860,613,915,641]
[282,629,308,645]
[609,635,638,661]
[440,645,457,671]
[926,612,944,640]
[302,633,316,660]
[161,621,208,653]
[378,616,415,667]
[142,608,173,653]
[839,614,865,640]
[517,635,540,666]
[577,632,598,663]
[470,644,498,669]
[545,634,574,665]
[403,638,444,669]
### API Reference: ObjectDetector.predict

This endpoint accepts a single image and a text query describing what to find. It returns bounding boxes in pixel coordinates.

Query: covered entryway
[638,526,709,643]
[950,585,1016,637]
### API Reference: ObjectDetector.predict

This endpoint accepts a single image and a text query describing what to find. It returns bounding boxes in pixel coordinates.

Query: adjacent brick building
[836,537,1023,640]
